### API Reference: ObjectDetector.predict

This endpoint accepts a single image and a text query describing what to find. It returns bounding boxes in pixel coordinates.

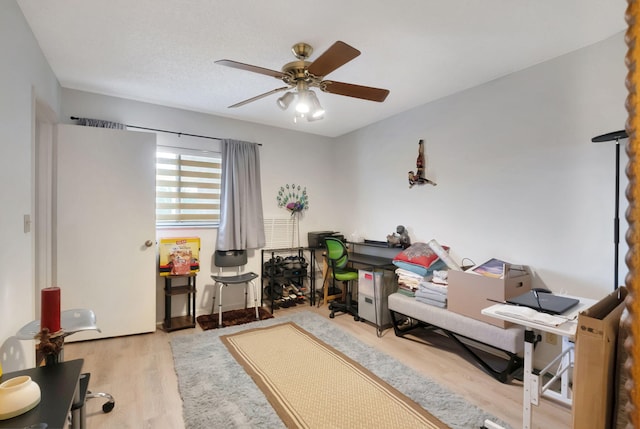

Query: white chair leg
[251,280,259,320]
[211,283,218,315]
[218,283,225,326]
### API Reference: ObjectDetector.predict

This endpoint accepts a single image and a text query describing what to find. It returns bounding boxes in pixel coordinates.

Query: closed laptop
[506,291,579,315]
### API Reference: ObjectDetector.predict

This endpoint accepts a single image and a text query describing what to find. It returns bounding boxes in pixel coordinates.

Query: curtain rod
[69,116,262,145]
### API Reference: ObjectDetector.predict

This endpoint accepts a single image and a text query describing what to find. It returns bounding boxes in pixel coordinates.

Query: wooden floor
[64,304,572,429]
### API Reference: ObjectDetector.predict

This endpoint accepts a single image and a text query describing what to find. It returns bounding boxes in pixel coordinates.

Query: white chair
[210,250,260,326]
[16,309,116,422]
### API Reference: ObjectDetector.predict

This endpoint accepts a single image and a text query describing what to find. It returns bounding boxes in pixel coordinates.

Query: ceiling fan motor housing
[291,43,313,60]
[282,61,313,82]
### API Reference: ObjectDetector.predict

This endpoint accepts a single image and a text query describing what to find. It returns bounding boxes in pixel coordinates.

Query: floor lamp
[592,129,628,290]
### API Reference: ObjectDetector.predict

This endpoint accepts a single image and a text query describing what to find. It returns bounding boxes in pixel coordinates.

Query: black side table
[0,359,84,429]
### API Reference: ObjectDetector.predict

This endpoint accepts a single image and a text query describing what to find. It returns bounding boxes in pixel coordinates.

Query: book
[472,258,507,278]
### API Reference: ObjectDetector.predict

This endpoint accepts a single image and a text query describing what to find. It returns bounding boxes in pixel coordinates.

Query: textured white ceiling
[18,0,627,137]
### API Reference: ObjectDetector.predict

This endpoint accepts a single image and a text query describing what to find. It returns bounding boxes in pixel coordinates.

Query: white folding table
[482,296,595,429]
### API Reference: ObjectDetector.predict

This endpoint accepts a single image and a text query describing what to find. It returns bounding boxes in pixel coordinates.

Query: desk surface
[348,252,396,270]
[0,359,83,429]
[482,296,596,339]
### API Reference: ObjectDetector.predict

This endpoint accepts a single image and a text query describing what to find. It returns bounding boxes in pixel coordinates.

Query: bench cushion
[388,292,524,355]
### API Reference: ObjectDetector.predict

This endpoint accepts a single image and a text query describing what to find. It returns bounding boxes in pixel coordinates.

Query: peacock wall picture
[276,184,309,216]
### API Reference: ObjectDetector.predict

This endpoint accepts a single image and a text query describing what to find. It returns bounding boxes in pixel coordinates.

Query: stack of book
[395,268,424,297]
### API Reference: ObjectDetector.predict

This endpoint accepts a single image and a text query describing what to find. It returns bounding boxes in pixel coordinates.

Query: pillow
[393,242,448,269]
[393,258,447,277]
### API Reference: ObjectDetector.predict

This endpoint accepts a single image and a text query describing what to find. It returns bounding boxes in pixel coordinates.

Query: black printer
[307,231,345,248]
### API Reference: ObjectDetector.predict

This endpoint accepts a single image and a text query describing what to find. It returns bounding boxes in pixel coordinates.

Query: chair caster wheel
[354,315,360,322]
[103,401,115,413]
[329,313,335,319]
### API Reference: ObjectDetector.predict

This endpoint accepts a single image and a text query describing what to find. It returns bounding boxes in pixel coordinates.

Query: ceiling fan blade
[216,59,288,79]
[228,86,290,108]
[321,81,390,102]
[307,41,360,77]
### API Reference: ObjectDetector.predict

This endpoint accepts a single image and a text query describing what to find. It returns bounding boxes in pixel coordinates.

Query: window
[156,147,222,227]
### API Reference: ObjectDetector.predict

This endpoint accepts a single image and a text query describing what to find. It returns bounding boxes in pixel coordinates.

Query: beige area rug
[221,321,449,429]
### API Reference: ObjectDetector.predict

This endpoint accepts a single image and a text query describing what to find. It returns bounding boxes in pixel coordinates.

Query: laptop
[506,291,580,315]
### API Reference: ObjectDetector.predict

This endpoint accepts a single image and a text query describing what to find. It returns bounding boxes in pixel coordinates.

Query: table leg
[371,269,384,338]
[309,250,316,306]
[523,328,535,429]
[560,336,572,401]
[320,263,329,306]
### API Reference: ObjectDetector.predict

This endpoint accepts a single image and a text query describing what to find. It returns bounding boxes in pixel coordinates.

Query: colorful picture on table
[159,237,200,276]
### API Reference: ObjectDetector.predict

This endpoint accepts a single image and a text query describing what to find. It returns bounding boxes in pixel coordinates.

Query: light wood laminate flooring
[63,304,571,429]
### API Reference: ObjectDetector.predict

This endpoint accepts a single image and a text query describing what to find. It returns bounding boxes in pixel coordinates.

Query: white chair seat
[15,308,101,340]
[211,272,259,284]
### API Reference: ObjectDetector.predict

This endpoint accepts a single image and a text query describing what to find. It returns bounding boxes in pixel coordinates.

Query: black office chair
[210,250,260,326]
[324,237,359,320]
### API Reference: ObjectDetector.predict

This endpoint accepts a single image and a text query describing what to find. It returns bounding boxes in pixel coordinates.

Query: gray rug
[170,311,512,429]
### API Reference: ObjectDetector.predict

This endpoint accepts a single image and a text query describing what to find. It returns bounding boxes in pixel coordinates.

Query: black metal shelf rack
[261,247,317,313]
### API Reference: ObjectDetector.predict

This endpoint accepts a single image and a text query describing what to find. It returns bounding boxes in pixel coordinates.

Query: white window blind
[156,148,222,226]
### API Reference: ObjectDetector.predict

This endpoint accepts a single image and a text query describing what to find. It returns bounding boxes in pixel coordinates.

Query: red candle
[41,287,61,334]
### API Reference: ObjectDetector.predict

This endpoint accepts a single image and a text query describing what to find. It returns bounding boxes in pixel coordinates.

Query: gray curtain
[75,117,126,129]
[217,139,266,250]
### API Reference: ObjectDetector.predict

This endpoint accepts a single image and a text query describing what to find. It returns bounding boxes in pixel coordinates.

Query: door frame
[34,98,57,317]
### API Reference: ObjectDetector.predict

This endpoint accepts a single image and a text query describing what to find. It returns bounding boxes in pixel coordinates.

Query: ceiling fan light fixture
[308,111,324,122]
[295,91,310,114]
[293,111,306,123]
[277,91,295,110]
[308,91,325,120]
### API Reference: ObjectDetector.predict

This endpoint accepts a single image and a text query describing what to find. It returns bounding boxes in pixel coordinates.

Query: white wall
[1,0,628,373]
[0,1,61,372]
[61,89,338,321]
[334,32,627,301]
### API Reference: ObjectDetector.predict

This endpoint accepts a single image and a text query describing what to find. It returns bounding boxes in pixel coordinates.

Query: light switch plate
[24,214,31,233]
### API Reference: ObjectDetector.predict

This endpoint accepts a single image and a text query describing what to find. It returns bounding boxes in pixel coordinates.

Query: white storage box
[358,270,396,328]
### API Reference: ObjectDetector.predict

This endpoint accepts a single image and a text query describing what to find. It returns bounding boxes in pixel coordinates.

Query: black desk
[348,252,396,270]
[347,241,402,270]
[0,359,83,429]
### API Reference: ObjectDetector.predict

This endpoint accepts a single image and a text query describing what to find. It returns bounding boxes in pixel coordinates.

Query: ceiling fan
[215,41,390,121]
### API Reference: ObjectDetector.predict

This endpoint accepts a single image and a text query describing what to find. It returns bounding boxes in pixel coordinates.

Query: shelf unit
[163,274,196,331]
[261,247,316,313]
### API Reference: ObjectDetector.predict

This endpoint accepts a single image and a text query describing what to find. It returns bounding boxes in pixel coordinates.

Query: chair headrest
[215,250,248,267]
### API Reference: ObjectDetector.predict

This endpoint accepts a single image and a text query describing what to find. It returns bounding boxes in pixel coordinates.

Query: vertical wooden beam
[625,1,640,426]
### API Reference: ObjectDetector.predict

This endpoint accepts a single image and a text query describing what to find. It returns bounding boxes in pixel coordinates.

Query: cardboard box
[447,269,531,327]
[572,287,627,429]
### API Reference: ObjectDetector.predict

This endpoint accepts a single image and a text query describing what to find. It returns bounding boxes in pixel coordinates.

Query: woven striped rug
[221,322,449,429]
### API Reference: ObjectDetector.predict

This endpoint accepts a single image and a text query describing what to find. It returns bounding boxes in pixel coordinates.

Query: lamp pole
[592,129,628,290]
